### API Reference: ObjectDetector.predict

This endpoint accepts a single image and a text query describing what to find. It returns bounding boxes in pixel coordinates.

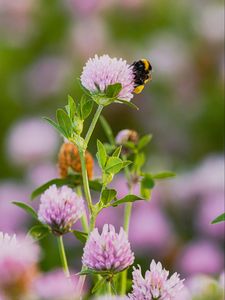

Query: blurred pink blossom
[64,0,113,16]
[174,286,191,300]
[0,0,37,45]
[6,118,59,167]
[164,155,224,204]
[33,269,80,300]
[95,205,122,230]
[176,240,224,276]
[26,163,58,187]
[70,19,107,58]
[219,271,225,290]
[0,182,30,233]
[146,33,192,80]
[196,3,224,43]
[129,202,174,253]
[186,274,224,298]
[197,193,225,239]
[190,156,224,197]
[24,56,71,100]
[0,232,39,287]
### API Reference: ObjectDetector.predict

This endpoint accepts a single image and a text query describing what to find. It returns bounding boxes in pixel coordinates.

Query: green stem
[57,236,70,277]
[79,149,93,215]
[121,182,133,295]
[107,281,112,295]
[123,202,133,233]
[76,186,89,233]
[85,105,103,145]
[90,213,97,232]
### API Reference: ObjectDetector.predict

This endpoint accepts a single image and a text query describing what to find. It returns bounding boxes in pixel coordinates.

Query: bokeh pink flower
[33,269,79,300]
[6,118,59,167]
[0,232,39,288]
[176,240,224,276]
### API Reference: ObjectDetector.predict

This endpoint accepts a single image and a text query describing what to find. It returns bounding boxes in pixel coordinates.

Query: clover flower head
[38,184,84,235]
[129,260,184,300]
[82,224,134,273]
[0,232,39,288]
[115,129,139,145]
[80,54,135,101]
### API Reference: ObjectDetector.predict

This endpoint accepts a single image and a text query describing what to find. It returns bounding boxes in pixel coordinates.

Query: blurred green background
[0,0,224,293]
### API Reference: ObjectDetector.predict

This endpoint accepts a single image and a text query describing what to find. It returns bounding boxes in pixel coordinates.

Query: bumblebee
[131,59,152,94]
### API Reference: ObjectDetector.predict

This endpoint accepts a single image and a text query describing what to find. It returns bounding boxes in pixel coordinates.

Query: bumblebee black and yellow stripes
[131,59,152,94]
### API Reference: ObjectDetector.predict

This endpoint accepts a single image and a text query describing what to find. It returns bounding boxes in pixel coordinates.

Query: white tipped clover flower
[82,224,134,274]
[129,260,184,300]
[0,232,39,287]
[80,54,135,102]
[38,185,85,235]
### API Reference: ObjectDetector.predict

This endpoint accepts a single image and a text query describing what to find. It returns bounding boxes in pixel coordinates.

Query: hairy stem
[57,236,70,277]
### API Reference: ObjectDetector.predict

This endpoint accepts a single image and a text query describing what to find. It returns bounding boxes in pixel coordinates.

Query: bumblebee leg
[134,85,145,94]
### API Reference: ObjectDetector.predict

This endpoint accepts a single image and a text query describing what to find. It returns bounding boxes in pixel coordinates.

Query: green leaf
[211,213,225,224]
[101,188,117,205]
[89,179,103,191]
[122,160,132,168]
[152,171,176,179]
[28,224,50,240]
[140,174,155,200]
[31,175,81,200]
[124,141,136,150]
[67,95,76,120]
[43,117,66,137]
[137,134,152,150]
[92,277,106,294]
[116,99,139,110]
[140,186,151,200]
[96,140,107,169]
[133,152,145,172]
[56,109,72,138]
[112,194,144,207]
[71,230,88,243]
[81,99,93,120]
[99,116,115,145]
[112,146,122,157]
[105,157,123,174]
[141,174,155,189]
[105,83,122,98]
[12,201,38,219]
[104,143,116,154]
